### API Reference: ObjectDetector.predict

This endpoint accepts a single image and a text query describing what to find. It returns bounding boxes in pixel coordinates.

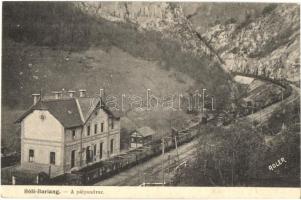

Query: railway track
[246,84,300,123]
[94,138,199,186]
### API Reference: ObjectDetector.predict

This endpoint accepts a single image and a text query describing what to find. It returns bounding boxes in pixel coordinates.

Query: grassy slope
[2,42,196,152]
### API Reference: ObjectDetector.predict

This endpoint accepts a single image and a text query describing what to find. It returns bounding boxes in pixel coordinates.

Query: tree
[175,123,267,186]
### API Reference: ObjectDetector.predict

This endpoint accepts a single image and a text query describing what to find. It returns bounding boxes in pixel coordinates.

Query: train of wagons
[51,121,202,185]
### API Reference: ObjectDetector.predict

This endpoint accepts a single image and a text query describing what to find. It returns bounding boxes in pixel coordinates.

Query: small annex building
[130,126,155,149]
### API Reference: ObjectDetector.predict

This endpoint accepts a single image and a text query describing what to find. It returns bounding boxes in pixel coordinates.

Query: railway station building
[15,89,121,178]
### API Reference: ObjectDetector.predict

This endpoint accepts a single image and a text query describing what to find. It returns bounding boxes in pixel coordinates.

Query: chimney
[68,90,76,98]
[79,89,86,98]
[52,91,62,99]
[32,94,40,105]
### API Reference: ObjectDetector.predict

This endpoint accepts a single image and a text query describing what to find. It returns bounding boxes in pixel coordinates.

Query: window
[94,124,98,134]
[99,143,103,159]
[72,130,76,139]
[101,123,104,132]
[50,152,55,165]
[110,139,114,154]
[29,149,34,162]
[87,125,90,136]
[111,119,114,129]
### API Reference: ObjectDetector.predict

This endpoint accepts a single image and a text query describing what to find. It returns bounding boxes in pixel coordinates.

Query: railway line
[246,84,300,123]
[92,74,299,186]
[95,138,198,186]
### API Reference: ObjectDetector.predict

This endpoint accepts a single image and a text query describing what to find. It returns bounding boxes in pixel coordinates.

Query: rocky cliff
[74,2,222,65]
[200,4,300,82]
[78,2,300,82]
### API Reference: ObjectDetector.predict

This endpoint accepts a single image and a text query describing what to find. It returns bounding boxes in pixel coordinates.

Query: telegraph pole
[257,100,263,133]
[202,89,206,113]
[251,104,254,128]
[211,96,214,111]
[281,86,284,102]
[281,71,284,102]
[162,138,165,186]
[231,151,234,186]
[143,172,146,186]
[174,136,179,162]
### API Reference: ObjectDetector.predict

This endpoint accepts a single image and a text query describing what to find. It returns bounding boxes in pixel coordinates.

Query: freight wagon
[56,121,203,185]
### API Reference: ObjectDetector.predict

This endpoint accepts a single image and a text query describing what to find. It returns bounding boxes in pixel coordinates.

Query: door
[110,139,114,154]
[99,143,103,159]
[71,150,75,168]
[86,146,91,163]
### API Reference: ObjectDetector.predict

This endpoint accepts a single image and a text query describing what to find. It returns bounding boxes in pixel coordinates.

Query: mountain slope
[2,2,233,151]
[2,2,231,109]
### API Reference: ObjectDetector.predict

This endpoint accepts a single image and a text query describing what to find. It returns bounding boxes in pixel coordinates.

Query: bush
[266,101,300,135]
[225,17,237,25]
[262,4,278,16]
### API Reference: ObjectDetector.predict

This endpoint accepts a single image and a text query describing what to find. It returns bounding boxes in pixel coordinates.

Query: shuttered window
[72,130,76,139]
[111,119,114,129]
[94,124,98,134]
[87,125,90,136]
[101,123,104,132]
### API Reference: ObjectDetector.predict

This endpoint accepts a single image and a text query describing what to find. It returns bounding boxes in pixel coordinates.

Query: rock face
[75,3,300,82]
[201,4,300,82]
[74,2,221,65]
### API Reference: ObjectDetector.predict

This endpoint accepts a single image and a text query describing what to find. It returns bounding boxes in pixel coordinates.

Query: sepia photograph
[1,0,300,198]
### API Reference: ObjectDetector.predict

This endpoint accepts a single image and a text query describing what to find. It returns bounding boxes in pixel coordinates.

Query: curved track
[246,84,299,123]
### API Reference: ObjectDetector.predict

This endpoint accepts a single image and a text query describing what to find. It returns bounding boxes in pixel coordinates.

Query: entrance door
[71,150,75,168]
[86,147,91,163]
